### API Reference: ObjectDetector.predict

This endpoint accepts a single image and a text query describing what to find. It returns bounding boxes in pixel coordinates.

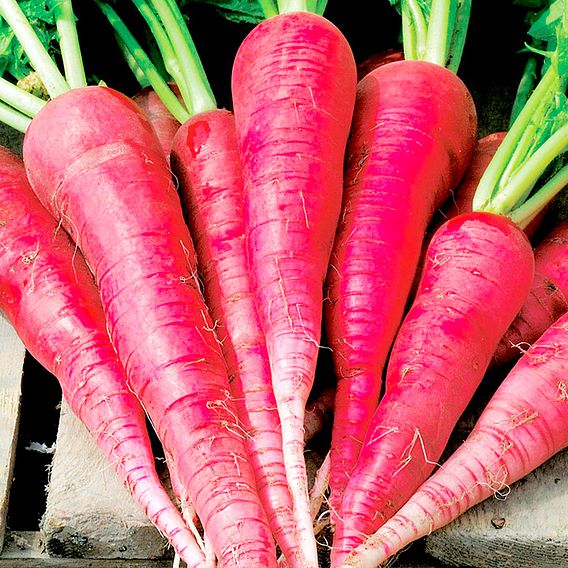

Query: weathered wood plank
[425,448,568,567]
[0,317,26,552]
[42,401,171,560]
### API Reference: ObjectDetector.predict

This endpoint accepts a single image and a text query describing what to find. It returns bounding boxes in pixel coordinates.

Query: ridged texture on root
[324,61,478,513]
[22,87,276,568]
[0,146,206,566]
[333,212,534,565]
[232,13,357,567]
[344,311,568,567]
[171,110,301,567]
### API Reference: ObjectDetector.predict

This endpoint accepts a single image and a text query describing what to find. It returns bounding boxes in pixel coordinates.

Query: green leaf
[0,0,59,80]
[315,0,328,15]
[528,0,564,42]
[178,0,267,24]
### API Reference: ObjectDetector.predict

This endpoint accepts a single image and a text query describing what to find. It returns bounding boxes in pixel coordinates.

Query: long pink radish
[22,85,276,568]
[170,108,300,566]
[494,219,568,366]
[324,59,477,513]
[232,9,357,564]
[0,145,207,567]
[343,309,568,567]
[332,212,534,564]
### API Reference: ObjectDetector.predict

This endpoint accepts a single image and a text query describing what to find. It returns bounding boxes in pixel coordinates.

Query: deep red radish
[170,108,301,566]
[232,10,357,563]
[0,145,207,567]
[132,84,182,156]
[495,219,568,366]
[343,310,568,567]
[22,86,277,568]
[356,48,403,81]
[324,59,477,514]
[332,212,534,564]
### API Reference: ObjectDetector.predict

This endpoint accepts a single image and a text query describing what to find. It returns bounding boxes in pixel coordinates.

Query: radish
[324,0,477,515]
[334,3,568,563]
[0,145,209,567]
[342,308,568,568]
[0,2,276,566]
[132,84,182,155]
[231,2,357,564]
[97,2,304,564]
[495,218,568,367]
[356,47,403,81]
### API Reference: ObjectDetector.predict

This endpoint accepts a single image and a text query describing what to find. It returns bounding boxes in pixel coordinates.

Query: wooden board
[0,317,26,552]
[41,400,172,560]
[425,448,568,567]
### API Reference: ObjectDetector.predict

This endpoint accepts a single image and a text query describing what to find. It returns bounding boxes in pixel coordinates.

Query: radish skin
[133,84,182,156]
[356,48,403,81]
[232,12,357,565]
[495,219,568,366]
[170,109,300,566]
[343,310,568,567]
[22,86,277,568]
[325,60,477,513]
[333,212,534,564]
[0,145,207,567]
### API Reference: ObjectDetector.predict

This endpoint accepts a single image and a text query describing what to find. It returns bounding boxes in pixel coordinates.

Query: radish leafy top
[473,0,568,228]
[388,0,471,72]
[178,0,328,21]
[0,0,87,131]
[96,0,217,122]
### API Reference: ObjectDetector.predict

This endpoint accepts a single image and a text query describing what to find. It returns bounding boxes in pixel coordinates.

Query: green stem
[473,63,558,210]
[509,56,538,127]
[116,35,151,88]
[0,76,46,117]
[403,0,429,60]
[278,0,309,13]
[132,0,190,106]
[484,123,568,215]
[498,73,553,192]
[148,0,216,114]
[0,0,69,99]
[425,0,452,66]
[0,99,32,133]
[95,0,189,123]
[446,0,471,73]
[258,0,279,17]
[510,165,568,228]
[53,0,87,89]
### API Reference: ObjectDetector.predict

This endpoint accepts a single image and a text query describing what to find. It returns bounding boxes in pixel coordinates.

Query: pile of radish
[0,0,566,567]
